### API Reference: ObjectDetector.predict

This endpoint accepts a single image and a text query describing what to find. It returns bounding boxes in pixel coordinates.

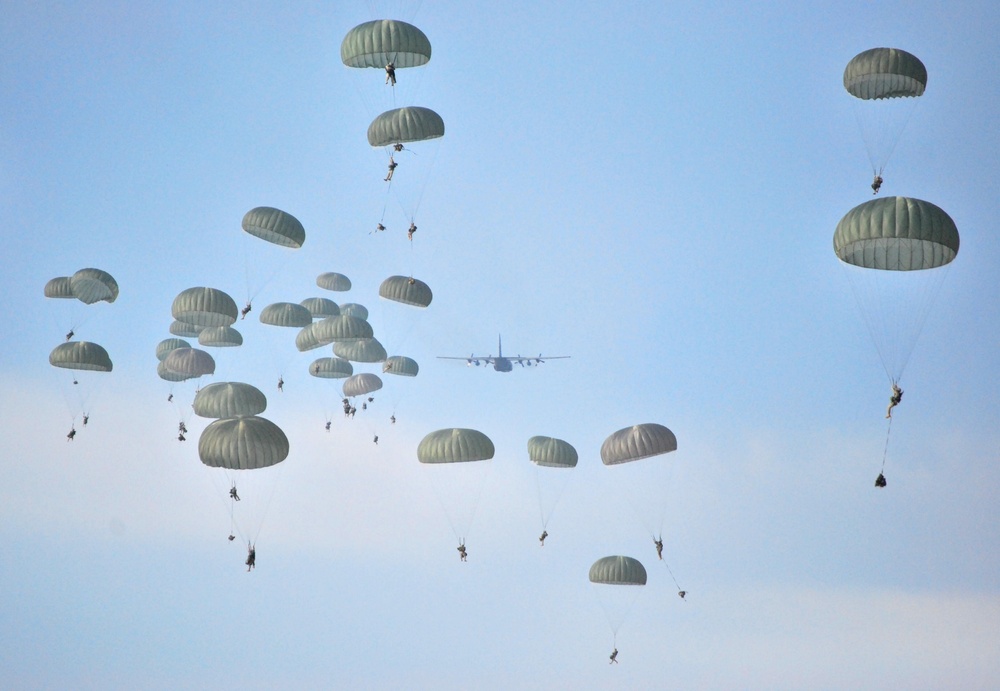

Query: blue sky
[2,1,998,689]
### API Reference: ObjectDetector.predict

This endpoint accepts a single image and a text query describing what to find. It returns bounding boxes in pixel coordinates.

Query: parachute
[341,19,432,70]
[193,382,267,419]
[833,196,959,382]
[162,347,216,380]
[259,302,314,328]
[338,303,369,320]
[169,320,205,338]
[367,106,444,148]
[342,372,383,398]
[197,326,244,348]
[418,428,495,464]
[309,357,354,379]
[68,268,119,305]
[844,47,927,178]
[44,277,75,299]
[589,555,648,647]
[241,207,306,249]
[528,436,578,541]
[382,355,418,377]
[334,337,388,364]
[379,275,432,308]
[312,314,374,344]
[156,338,191,361]
[49,341,113,372]
[316,272,352,292]
[300,297,341,319]
[601,423,678,466]
[172,287,238,328]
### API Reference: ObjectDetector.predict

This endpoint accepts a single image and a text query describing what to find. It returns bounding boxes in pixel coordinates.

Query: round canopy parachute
[834,196,959,382]
[198,326,243,348]
[193,382,267,419]
[383,355,419,376]
[162,347,216,379]
[418,428,495,464]
[844,48,927,100]
[44,277,75,299]
[316,272,352,292]
[342,372,383,398]
[49,341,113,372]
[338,303,368,320]
[199,416,289,470]
[259,302,313,328]
[341,19,432,69]
[156,338,191,361]
[367,107,444,147]
[379,275,433,308]
[334,337,387,363]
[528,436,579,468]
[157,360,189,382]
[834,196,959,271]
[313,314,373,343]
[300,297,340,319]
[69,268,119,305]
[172,287,238,327]
[589,556,648,586]
[241,207,305,249]
[309,357,353,379]
[601,423,678,465]
[295,322,326,352]
[169,320,205,337]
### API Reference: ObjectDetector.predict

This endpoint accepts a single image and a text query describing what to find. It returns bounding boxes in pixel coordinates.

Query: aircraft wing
[510,355,570,366]
[437,355,496,366]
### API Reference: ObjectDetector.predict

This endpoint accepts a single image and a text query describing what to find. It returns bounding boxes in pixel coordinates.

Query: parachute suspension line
[660,558,684,594]
[408,140,442,221]
[880,415,893,474]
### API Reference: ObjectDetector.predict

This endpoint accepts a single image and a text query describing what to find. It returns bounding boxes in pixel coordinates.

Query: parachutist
[885,383,902,418]
[177,433,186,442]
[230,486,240,501]
[246,543,256,571]
[407,277,415,285]
[325,421,331,432]
[457,542,467,562]
[367,397,374,403]
[875,473,887,488]
[167,394,173,402]
[178,421,187,434]
[277,377,284,392]
[678,590,687,599]
[65,329,74,341]
[654,538,664,560]
[82,414,89,427]
[373,434,379,445]
[362,402,367,410]
[73,379,78,385]
[609,648,619,664]
[241,302,252,319]
[385,61,396,86]
[407,222,416,241]
[384,156,398,181]
[390,415,396,424]
[66,426,76,441]
[393,143,404,152]
[376,223,385,233]
[872,175,883,195]
[539,530,548,546]
[228,534,235,541]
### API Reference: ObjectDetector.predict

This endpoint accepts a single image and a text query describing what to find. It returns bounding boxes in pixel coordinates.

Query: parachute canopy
[169,320,205,338]
[199,416,289,470]
[844,48,927,100]
[156,338,191,362]
[367,107,444,147]
[334,337,388,363]
[313,314,373,343]
[300,297,341,319]
[379,275,433,308]
[589,556,647,586]
[172,287,238,327]
[69,268,119,305]
[193,382,267,419]
[316,272,352,292]
[259,302,313,328]
[342,372,383,398]
[418,428,495,464]
[341,19,432,69]
[162,347,216,380]
[44,277,75,299]
[241,207,305,249]
[834,196,959,271]
[309,357,354,379]
[49,341,113,372]
[198,326,243,348]
[338,303,368,320]
[528,436,579,468]
[157,360,188,382]
[601,423,677,466]
[383,355,419,377]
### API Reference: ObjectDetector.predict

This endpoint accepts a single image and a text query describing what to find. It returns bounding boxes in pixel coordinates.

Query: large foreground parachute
[194,382,267,419]
[172,287,238,328]
[528,436,578,543]
[241,207,306,249]
[844,47,927,177]
[367,107,444,148]
[49,341,113,372]
[341,19,431,70]
[834,196,958,382]
[589,555,647,647]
